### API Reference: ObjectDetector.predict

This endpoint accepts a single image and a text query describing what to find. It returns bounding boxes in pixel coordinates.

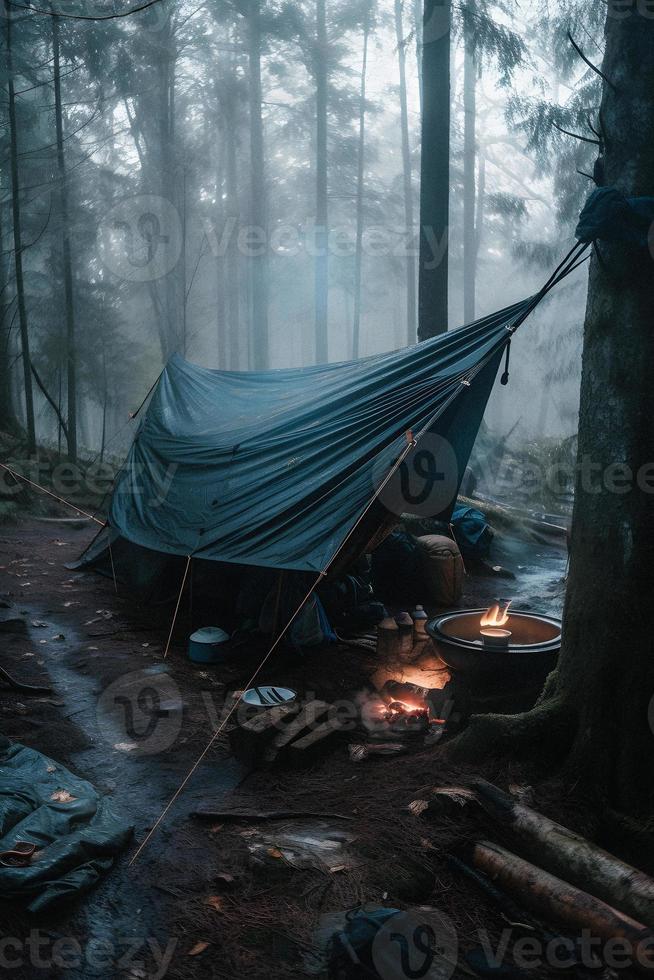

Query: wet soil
[0,517,567,979]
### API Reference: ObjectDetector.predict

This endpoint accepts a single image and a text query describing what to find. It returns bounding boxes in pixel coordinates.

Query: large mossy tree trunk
[450,6,654,818]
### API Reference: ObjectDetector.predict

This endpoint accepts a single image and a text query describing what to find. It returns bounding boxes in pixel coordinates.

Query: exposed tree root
[444,695,576,764]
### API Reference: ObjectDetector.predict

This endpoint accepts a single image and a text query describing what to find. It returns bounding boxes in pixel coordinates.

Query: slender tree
[247,0,270,369]
[221,70,242,369]
[314,0,329,363]
[352,0,371,359]
[52,14,77,461]
[412,0,422,113]
[4,0,36,453]
[418,0,451,338]
[462,4,476,323]
[395,0,417,344]
[0,168,16,430]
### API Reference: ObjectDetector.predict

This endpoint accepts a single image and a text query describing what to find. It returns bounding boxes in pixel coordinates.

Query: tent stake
[163,555,192,659]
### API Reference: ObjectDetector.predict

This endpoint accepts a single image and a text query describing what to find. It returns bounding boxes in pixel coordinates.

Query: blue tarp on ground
[0,739,133,912]
[107,298,531,574]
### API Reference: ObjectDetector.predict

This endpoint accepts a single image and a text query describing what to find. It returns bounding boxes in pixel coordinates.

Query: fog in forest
[0,0,604,464]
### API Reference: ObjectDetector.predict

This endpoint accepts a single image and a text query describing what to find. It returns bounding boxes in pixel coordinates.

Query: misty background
[0,0,604,467]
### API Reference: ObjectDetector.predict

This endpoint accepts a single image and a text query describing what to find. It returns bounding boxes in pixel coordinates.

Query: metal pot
[188,626,230,664]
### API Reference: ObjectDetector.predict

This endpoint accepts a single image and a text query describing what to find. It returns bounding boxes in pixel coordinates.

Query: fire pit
[427,605,561,686]
[360,681,447,742]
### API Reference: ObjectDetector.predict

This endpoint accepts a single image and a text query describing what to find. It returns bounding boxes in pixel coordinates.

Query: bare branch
[567,31,617,91]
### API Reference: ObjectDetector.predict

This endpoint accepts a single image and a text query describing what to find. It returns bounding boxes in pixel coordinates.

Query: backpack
[450,504,493,558]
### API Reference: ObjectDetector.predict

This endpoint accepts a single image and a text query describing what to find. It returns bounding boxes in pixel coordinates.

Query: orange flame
[480,601,512,628]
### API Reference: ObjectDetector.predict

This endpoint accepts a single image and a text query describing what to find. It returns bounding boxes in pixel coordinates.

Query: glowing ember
[480,601,512,628]
[360,680,449,741]
[386,699,429,719]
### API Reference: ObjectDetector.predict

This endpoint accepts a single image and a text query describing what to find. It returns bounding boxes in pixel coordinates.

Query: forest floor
[0,515,593,980]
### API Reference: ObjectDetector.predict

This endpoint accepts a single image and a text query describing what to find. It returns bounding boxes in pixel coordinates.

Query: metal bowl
[242,686,297,710]
[427,609,561,682]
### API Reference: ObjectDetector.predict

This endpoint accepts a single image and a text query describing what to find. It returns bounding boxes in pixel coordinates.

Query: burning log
[472,841,654,957]
[472,779,654,929]
[379,680,430,733]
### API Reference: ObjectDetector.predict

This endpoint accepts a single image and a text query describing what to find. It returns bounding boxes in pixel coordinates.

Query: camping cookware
[427,609,561,686]
[242,686,297,710]
[188,626,230,664]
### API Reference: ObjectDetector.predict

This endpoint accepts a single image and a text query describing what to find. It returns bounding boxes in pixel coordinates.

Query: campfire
[362,680,448,740]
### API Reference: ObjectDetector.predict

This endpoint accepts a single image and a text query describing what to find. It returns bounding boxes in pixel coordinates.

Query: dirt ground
[0,515,584,980]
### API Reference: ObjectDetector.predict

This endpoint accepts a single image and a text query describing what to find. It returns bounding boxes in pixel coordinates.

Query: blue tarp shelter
[78,245,586,584]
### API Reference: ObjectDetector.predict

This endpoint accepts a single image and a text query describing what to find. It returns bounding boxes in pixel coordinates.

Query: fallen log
[472,841,654,961]
[448,853,604,970]
[472,779,654,929]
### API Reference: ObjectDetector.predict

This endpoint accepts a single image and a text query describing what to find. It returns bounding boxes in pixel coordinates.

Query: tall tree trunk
[451,7,654,818]
[223,81,241,370]
[395,0,417,345]
[0,167,16,430]
[180,164,187,355]
[314,0,329,363]
[352,0,370,360]
[412,0,422,114]
[554,8,654,815]
[163,51,181,358]
[99,342,107,464]
[418,0,450,339]
[247,0,269,369]
[4,0,36,454]
[474,145,485,269]
[149,14,182,361]
[214,137,227,366]
[462,17,476,324]
[52,15,77,462]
